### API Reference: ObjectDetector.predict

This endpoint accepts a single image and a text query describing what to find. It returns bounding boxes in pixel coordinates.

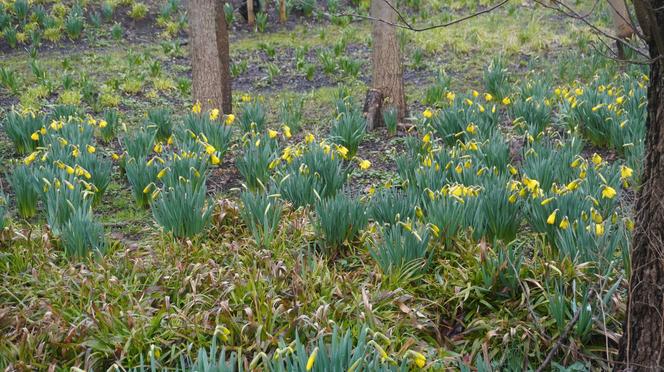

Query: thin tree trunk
[187,0,232,113]
[608,0,635,39]
[280,0,287,23]
[247,0,255,27]
[369,0,406,124]
[616,1,664,369]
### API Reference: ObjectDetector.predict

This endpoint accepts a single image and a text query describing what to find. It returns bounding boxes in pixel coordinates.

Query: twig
[532,0,656,61]
[589,39,658,65]
[535,288,596,372]
[333,0,510,32]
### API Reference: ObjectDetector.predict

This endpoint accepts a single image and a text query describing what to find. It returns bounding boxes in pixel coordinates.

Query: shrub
[183,113,233,159]
[147,107,173,143]
[0,66,20,94]
[151,179,213,238]
[43,175,93,236]
[240,190,283,247]
[3,27,18,48]
[101,1,114,21]
[478,175,521,243]
[291,0,315,16]
[64,13,83,40]
[238,100,267,133]
[425,194,467,247]
[278,170,319,209]
[223,2,234,27]
[236,136,278,192]
[483,57,510,100]
[111,22,123,40]
[128,2,149,20]
[476,241,523,300]
[423,70,451,106]
[123,127,156,160]
[256,11,267,32]
[60,208,106,257]
[159,151,209,192]
[368,187,418,226]
[77,152,112,203]
[382,106,398,136]
[509,96,551,135]
[9,164,40,219]
[314,192,367,251]
[100,108,120,143]
[279,144,348,207]
[4,111,45,155]
[279,97,304,133]
[329,109,366,159]
[0,190,7,229]
[125,158,159,208]
[369,224,430,279]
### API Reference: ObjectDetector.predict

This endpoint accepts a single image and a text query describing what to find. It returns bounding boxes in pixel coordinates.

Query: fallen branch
[536,288,596,372]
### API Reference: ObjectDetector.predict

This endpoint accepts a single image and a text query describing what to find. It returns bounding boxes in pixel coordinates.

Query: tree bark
[616,1,664,370]
[280,0,287,23]
[608,0,635,39]
[363,89,384,130]
[187,0,232,114]
[369,0,406,125]
[247,0,255,26]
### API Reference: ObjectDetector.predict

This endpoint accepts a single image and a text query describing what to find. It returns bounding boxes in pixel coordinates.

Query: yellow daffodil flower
[466,123,477,134]
[192,101,202,114]
[306,347,318,371]
[591,153,602,165]
[559,216,570,229]
[601,185,617,199]
[620,165,633,179]
[547,209,558,225]
[224,114,235,125]
[282,125,292,138]
[595,223,605,236]
[209,108,220,120]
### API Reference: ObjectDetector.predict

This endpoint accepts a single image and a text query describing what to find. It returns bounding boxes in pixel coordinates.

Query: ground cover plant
[0,0,654,370]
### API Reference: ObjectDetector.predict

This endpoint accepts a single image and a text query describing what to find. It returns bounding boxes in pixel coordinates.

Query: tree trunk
[247,0,255,27]
[280,0,287,23]
[187,0,232,114]
[369,0,406,125]
[608,0,635,39]
[363,89,384,130]
[616,1,664,369]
